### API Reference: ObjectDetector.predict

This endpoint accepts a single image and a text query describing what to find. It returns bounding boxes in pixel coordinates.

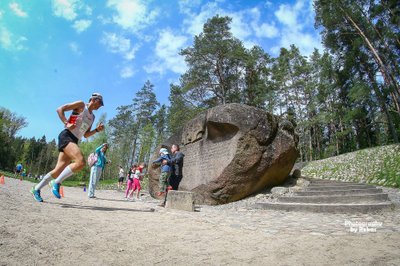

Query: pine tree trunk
[130,136,138,166]
[368,70,399,143]
[340,5,400,104]
[390,92,400,115]
[309,129,313,161]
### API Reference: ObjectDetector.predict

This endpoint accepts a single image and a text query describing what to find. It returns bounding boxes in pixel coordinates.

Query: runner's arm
[84,122,104,138]
[56,101,85,125]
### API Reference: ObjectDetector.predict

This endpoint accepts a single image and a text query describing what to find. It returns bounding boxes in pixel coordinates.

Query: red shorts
[133,178,141,191]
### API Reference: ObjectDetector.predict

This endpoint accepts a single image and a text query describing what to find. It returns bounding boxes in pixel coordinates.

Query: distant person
[170,144,184,190]
[127,162,146,200]
[15,163,23,176]
[15,163,23,181]
[152,148,172,203]
[125,164,137,200]
[117,165,125,190]
[30,93,105,202]
[88,143,109,199]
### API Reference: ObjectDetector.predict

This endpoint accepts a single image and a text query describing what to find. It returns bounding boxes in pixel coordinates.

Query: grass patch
[302,144,400,188]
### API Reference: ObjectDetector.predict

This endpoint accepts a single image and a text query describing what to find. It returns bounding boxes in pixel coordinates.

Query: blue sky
[0,0,322,141]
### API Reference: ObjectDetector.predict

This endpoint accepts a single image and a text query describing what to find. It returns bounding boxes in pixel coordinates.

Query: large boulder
[148,103,299,205]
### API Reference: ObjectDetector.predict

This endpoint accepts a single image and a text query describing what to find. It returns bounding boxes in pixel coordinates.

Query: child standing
[125,164,136,200]
[128,162,146,200]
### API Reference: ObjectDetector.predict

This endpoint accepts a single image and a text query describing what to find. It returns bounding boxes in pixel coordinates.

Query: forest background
[1,1,399,184]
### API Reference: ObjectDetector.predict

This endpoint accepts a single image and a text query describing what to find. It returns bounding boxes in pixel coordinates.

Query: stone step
[308,182,370,187]
[308,179,361,185]
[306,185,377,191]
[277,193,389,204]
[255,202,393,213]
[295,188,383,196]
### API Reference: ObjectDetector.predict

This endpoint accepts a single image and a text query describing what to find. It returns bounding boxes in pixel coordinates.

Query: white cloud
[69,42,81,55]
[106,0,159,32]
[254,23,278,38]
[121,65,135,78]
[272,0,322,56]
[9,2,28,17]
[0,27,12,49]
[183,3,261,41]
[250,8,278,39]
[178,0,202,15]
[101,32,140,61]
[183,2,218,36]
[72,19,92,33]
[275,5,298,28]
[84,5,92,16]
[229,13,252,41]
[270,46,280,55]
[52,0,92,21]
[274,0,306,30]
[264,1,273,7]
[97,14,112,25]
[52,0,78,20]
[144,29,188,75]
[242,39,258,50]
[272,30,321,56]
[0,10,3,19]
[180,0,322,56]
[0,26,27,51]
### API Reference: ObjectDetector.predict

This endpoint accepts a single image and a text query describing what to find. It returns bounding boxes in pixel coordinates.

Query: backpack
[87,152,98,167]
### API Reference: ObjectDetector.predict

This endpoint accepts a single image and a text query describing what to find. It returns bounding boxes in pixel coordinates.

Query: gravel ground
[1,177,400,266]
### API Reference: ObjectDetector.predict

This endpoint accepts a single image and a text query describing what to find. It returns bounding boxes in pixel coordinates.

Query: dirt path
[1,177,399,266]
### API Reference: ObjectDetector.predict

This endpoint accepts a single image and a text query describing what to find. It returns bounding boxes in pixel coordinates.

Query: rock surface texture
[148,103,299,205]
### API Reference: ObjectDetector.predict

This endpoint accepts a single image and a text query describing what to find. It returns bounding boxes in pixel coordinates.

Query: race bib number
[79,120,92,135]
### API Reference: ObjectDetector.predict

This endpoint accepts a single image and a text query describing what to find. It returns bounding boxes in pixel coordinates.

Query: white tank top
[69,106,94,140]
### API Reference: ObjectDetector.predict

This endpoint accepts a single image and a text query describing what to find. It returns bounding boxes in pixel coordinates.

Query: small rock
[271,187,289,196]
[295,178,305,186]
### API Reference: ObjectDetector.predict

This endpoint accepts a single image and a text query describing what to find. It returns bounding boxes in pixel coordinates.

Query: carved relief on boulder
[148,103,299,205]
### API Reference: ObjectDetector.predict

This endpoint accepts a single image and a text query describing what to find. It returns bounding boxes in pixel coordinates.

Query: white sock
[35,173,53,191]
[54,166,74,184]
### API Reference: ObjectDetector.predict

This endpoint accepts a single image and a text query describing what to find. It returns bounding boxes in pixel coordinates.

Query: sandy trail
[1,177,399,266]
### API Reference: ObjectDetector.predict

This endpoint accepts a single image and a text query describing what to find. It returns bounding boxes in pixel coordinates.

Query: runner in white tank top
[69,106,95,140]
[31,93,105,202]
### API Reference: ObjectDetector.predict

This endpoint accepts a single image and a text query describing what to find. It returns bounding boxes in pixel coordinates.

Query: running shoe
[51,180,61,199]
[30,187,43,202]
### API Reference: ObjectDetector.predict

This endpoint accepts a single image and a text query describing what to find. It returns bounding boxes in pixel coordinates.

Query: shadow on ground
[48,202,156,213]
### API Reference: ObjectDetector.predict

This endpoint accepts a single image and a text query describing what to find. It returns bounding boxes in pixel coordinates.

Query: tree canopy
[1,2,399,178]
